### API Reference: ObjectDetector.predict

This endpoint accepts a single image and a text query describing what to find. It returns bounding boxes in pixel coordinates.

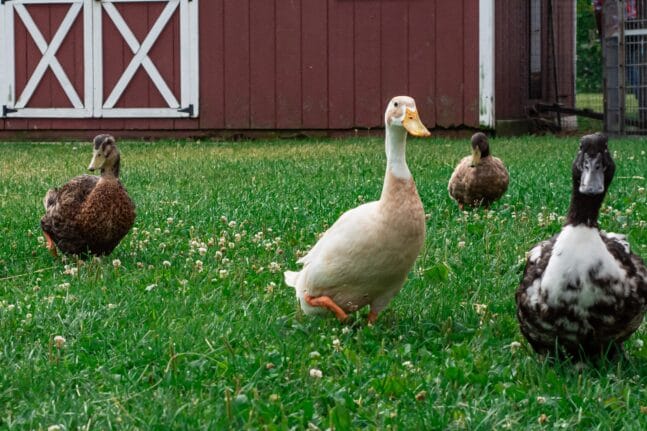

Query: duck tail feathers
[284,270,300,288]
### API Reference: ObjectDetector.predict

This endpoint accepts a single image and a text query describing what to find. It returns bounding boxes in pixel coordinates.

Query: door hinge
[2,105,17,117]
[178,104,194,117]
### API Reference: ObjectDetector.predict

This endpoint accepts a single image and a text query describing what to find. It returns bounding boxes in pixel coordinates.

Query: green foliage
[0,136,646,429]
[577,0,604,93]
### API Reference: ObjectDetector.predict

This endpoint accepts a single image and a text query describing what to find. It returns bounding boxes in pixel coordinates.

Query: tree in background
[577,0,603,93]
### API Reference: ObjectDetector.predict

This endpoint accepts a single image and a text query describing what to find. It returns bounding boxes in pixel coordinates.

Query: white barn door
[0,0,93,118]
[93,0,199,118]
[0,0,198,119]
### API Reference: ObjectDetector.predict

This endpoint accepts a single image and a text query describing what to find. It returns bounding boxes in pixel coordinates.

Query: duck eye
[394,102,399,107]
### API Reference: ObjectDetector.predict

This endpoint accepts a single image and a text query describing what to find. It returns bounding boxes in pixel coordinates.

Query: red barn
[0,0,575,138]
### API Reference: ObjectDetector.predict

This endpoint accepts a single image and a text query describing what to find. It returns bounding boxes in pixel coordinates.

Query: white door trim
[1,0,92,118]
[1,0,199,119]
[479,0,495,129]
[94,0,198,118]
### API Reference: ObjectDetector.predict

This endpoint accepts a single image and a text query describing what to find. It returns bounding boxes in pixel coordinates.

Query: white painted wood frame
[94,0,199,118]
[479,0,495,129]
[1,0,93,118]
[1,0,199,119]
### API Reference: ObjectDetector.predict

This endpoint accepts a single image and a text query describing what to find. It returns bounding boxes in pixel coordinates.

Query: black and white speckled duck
[516,133,647,359]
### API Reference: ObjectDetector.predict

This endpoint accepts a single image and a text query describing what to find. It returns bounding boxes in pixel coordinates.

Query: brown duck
[41,135,136,256]
[448,132,509,209]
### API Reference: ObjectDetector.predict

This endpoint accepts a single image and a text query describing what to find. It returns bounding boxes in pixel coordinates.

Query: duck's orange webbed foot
[43,231,58,258]
[367,310,379,324]
[304,293,349,322]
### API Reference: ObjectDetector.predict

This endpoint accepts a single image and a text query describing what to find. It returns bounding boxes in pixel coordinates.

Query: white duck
[284,96,430,323]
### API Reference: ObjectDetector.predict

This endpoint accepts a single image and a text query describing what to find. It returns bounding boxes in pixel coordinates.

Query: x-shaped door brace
[102,0,180,109]
[14,2,84,109]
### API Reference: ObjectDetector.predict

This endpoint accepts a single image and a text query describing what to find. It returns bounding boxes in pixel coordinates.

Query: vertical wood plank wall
[495,0,575,120]
[204,0,481,131]
[0,1,574,135]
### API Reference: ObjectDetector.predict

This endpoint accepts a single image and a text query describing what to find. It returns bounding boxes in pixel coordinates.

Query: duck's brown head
[470,132,490,166]
[88,134,121,178]
[384,96,431,137]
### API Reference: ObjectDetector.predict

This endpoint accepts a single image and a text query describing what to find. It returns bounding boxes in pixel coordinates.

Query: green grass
[0,136,646,429]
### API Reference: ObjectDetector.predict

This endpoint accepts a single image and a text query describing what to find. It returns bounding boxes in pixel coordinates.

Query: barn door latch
[177,104,194,117]
[2,106,17,117]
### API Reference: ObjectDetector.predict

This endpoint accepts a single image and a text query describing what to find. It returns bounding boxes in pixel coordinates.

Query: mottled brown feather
[448,155,509,208]
[41,164,135,255]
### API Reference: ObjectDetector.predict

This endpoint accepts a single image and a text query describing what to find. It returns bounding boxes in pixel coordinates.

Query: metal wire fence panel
[604,0,647,134]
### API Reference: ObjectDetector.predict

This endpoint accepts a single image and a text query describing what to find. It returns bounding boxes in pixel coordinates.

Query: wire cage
[604,0,647,134]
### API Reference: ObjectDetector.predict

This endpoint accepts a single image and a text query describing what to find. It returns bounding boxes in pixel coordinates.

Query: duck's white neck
[385,126,411,180]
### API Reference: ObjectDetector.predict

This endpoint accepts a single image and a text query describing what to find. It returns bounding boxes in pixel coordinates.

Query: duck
[284,96,430,323]
[448,132,509,209]
[516,133,647,359]
[41,134,136,256]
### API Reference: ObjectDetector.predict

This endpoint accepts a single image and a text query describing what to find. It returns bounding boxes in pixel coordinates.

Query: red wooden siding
[495,0,575,120]
[0,0,480,136]
[203,0,479,130]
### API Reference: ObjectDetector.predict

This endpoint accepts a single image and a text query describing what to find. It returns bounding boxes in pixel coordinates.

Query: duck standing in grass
[448,132,509,209]
[41,134,136,256]
[284,96,430,323]
[516,133,647,359]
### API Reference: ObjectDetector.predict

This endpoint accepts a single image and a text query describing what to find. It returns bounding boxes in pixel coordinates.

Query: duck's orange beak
[402,108,431,137]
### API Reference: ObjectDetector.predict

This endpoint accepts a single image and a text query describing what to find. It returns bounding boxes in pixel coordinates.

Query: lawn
[0,135,646,429]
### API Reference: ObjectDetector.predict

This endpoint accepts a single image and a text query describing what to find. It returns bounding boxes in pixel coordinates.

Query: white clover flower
[47,425,63,431]
[107,303,117,309]
[228,220,237,229]
[234,233,242,242]
[309,368,323,378]
[536,396,547,404]
[341,327,351,334]
[163,260,171,268]
[222,257,231,265]
[220,215,228,224]
[215,250,223,260]
[268,262,281,273]
[167,217,174,224]
[228,242,235,249]
[265,282,276,294]
[57,282,70,290]
[112,259,121,269]
[636,339,644,349]
[402,361,414,369]
[145,284,157,292]
[269,394,279,402]
[25,313,33,320]
[457,241,466,249]
[508,341,522,352]
[474,303,487,315]
[332,338,341,350]
[309,351,321,359]
[219,269,229,279]
[7,304,15,311]
[195,260,204,272]
[53,335,66,348]
[137,262,144,269]
[198,247,207,256]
